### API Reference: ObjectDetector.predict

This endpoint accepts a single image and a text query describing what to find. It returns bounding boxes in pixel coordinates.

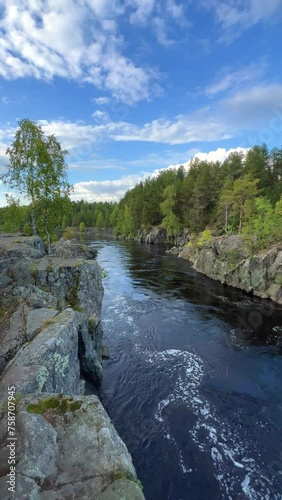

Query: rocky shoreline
[0,234,144,499]
[169,235,282,305]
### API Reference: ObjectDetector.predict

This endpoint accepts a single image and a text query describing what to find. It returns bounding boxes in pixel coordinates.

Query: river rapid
[94,239,282,500]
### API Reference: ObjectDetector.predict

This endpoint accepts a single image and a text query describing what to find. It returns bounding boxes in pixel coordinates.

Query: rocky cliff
[177,235,282,305]
[118,226,190,246]
[0,234,144,499]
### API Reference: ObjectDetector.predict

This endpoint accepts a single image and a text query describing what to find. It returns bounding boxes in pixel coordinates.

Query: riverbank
[90,224,282,305]
[0,234,144,499]
[169,235,282,305]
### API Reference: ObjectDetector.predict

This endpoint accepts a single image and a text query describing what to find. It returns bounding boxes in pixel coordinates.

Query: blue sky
[0,0,282,205]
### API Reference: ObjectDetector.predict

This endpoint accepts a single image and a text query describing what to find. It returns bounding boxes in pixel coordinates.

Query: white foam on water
[145,348,277,499]
[101,287,279,499]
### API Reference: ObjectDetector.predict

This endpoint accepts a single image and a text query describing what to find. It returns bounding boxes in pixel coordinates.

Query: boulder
[52,238,97,259]
[0,309,85,404]
[0,394,144,499]
[166,246,182,255]
[145,227,167,245]
[175,229,190,248]
[0,234,45,260]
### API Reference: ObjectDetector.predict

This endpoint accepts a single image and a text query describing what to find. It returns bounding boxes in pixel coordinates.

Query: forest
[1,143,282,252]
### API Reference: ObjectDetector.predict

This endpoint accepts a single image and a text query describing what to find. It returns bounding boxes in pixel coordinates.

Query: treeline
[0,200,116,236]
[111,144,282,250]
[1,144,282,252]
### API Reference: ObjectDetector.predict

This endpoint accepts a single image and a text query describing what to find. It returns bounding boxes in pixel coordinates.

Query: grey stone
[0,394,145,499]
[51,238,98,259]
[0,276,12,288]
[78,319,103,385]
[26,308,58,341]
[0,233,144,500]
[0,474,41,500]
[16,411,58,481]
[97,479,144,500]
[178,236,282,305]
[0,304,28,373]
[12,286,58,309]
[145,227,167,245]
[0,309,85,404]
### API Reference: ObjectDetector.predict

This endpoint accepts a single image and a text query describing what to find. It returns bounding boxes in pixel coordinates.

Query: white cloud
[166,147,248,170]
[224,84,282,128]
[0,0,159,104]
[92,110,109,121]
[152,17,175,46]
[127,0,156,25]
[204,0,282,41]
[0,82,281,169]
[205,61,266,97]
[1,96,16,105]
[91,97,110,105]
[72,173,148,202]
[166,0,185,24]
[194,147,248,163]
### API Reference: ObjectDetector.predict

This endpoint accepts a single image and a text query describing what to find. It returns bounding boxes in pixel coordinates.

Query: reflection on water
[95,240,282,500]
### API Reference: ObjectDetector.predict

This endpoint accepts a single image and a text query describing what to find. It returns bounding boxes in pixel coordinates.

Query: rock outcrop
[0,394,143,500]
[0,234,144,499]
[178,236,282,304]
[140,226,167,245]
[138,227,189,246]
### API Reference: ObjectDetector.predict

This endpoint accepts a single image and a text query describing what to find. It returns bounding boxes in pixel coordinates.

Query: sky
[0,0,282,205]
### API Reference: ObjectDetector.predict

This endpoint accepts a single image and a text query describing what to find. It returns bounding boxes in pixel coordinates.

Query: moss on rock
[27,395,82,415]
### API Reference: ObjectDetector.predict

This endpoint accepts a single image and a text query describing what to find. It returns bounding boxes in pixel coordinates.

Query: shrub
[63,227,75,239]
[185,230,213,249]
[101,267,108,278]
[197,229,213,247]
[79,221,86,233]
[23,223,33,236]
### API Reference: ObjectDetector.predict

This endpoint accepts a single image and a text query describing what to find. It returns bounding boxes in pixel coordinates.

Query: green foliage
[63,227,75,239]
[51,233,59,243]
[219,175,259,233]
[1,118,71,252]
[242,196,282,252]
[136,480,143,490]
[197,229,213,247]
[101,267,108,278]
[160,184,181,237]
[79,221,86,232]
[186,230,213,249]
[23,223,33,236]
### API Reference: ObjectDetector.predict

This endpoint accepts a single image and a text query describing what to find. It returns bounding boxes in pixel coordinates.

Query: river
[94,239,282,500]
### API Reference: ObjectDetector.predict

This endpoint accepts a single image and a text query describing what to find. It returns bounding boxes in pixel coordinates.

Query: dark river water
[94,239,282,500]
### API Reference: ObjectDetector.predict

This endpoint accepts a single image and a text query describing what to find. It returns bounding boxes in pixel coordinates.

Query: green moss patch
[27,396,82,415]
[109,471,143,490]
